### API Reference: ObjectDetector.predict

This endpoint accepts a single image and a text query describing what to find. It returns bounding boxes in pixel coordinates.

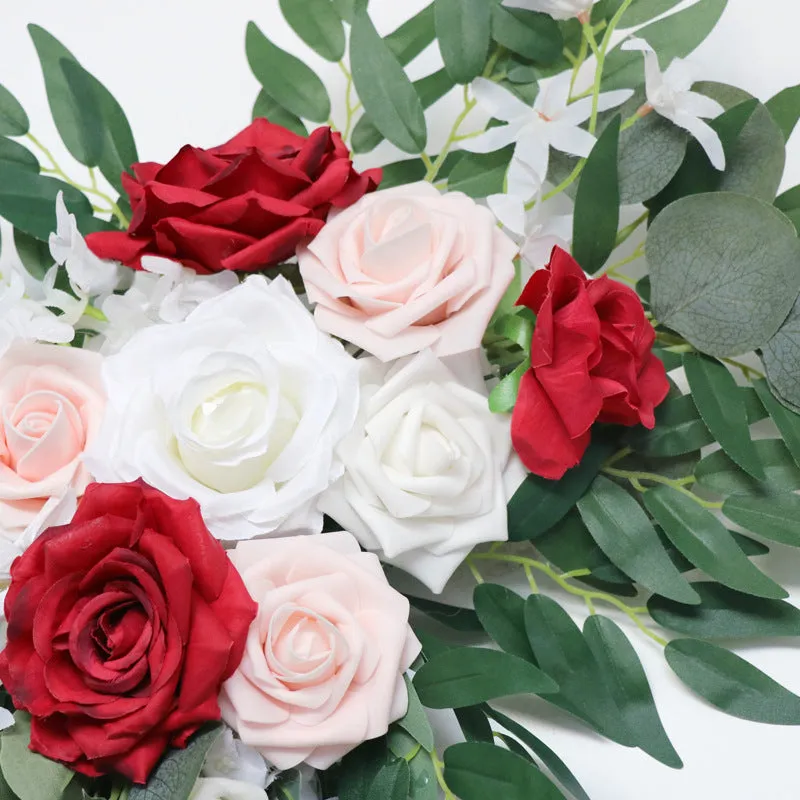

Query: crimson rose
[0,481,257,783]
[511,247,669,480]
[85,119,381,274]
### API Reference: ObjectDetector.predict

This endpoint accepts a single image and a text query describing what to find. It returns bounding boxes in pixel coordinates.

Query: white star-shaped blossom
[621,37,726,170]
[503,0,600,21]
[463,73,633,201]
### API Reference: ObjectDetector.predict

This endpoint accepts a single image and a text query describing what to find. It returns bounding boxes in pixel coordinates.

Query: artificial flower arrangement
[0,0,800,798]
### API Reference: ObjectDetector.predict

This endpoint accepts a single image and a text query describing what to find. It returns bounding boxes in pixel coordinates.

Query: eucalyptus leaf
[643,486,787,600]
[252,90,308,136]
[350,6,427,153]
[485,708,592,800]
[507,434,618,541]
[435,0,490,84]
[578,476,700,604]
[752,379,800,468]
[762,297,800,412]
[0,84,29,136]
[246,21,331,122]
[584,615,682,768]
[765,84,800,142]
[572,116,621,274]
[602,0,728,91]
[665,639,800,724]
[648,192,800,358]
[0,711,75,800]
[444,742,568,800]
[683,353,764,479]
[649,582,800,639]
[473,583,536,662]
[695,439,800,496]
[279,0,346,61]
[0,137,38,172]
[414,647,558,708]
[723,493,800,547]
[128,725,222,800]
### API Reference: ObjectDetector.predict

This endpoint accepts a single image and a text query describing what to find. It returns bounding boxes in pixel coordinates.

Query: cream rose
[319,350,525,593]
[298,182,518,362]
[0,342,104,543]
[220,532,420,770]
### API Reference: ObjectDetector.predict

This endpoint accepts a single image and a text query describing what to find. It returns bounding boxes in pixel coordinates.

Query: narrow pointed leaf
[722,493,800,547]
[490,6,563,64]
[644,486,787,599]
[485,708,592,800]
[414,647,558,709]
[408,596,483,632]
[252,90,307,136]
[435,0,490,84]
[524,594,634,745]
[473,584,536,662]
[350,6,427,153]
[649,582,800,639]
[396,676,435,752]
[408,749,438,800]
[618,0,683,27]
[752,379,800,468]
[332,0,356,23]
[0,84,29,136]
[572,116,621,274]
[584,616,682,768]
[0,137,39,172]
[385,3,436,65]
[14,228,53,280]
[695,439,800,496]
[683,353,764,479]
[626,393,713,456]
[59,59,104,168]
[446,147,514,197]
[454,706,494,743]
[765,84,800,142]
[578,476,700,604]
[444,742,568,800]
[246,21,331,122]
[665,639,800,724]
[279,0,346,61]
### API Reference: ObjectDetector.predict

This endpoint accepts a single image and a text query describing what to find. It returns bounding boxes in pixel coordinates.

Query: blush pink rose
[297,182,518,361]
[0,343,105,535]
[219,532,420,770]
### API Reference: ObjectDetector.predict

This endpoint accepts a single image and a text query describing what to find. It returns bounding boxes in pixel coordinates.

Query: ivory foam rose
[85,275,358,540]
[220,532,420,770]
[0,342,104,538]
[320,350,525,593]
[298,182,518,362]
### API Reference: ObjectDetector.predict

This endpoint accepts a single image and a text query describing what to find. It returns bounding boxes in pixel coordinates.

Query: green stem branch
[425,85,477,183]
[432,752,456,800]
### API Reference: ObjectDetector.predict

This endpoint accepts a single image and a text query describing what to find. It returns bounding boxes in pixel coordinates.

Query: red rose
[0,481,257,783]
[511,247,669,480]
[85,119,381,274]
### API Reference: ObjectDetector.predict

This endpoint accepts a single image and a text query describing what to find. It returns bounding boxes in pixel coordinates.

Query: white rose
[86,275,359,540]
[319,349,525,593]
[190,778,267,800]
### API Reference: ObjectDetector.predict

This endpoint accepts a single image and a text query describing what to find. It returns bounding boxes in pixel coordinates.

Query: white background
[1,1,800,798]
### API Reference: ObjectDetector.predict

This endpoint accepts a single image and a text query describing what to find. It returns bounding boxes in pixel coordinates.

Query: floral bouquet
[1,0,800,798]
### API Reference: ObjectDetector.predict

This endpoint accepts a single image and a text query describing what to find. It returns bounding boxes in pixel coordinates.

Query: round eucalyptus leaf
[648,192,800,357]
[762,297,800,412]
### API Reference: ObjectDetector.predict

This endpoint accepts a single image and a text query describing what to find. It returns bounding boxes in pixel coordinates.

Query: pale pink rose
[298,182,518,362]
[219,532,421,770]
[0,343,105,534]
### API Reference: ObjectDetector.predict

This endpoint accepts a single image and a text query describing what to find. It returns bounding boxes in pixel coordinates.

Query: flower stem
[469,551,668,647]
[338,61,359,143]
[602,466,724,509]
[27,132,130,228]
[424,84,477,183]
[432,752,457,800]
[615,210,649,248]
[722,357,765,381]
[569,30,590,101]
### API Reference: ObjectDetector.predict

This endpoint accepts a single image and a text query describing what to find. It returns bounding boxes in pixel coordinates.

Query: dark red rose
[85,119,381,274]
[0,481,257,783]
[511,247,669,480]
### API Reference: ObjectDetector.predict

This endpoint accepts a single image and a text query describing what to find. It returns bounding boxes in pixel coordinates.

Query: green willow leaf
[246,21,331,122]
[649,582,800,639]
[414,647,558,708]
[435,0,490,84]
[0,137,39,172]
[722,493,800,547]
[473,584,536,662]
[485,708,591,800]
[643,486,787,600]
[279,0,346,61]
[765,84,800,142]
[0,84,29,136]
[627,393,713,456]
[572,116,620,273]
[647,193,800,358]
[408,596,483,632]
[524,594,634,745]
[252,90,308,136]
[385,3,436,65]
[490,6,563,65]
[683,353,764,479]
[396,676,435,753]
[408,749,438,800]
[584,616,682,768]
[507,434,618,541]
[446,147,513,197]
[618,0,683,27]
[13,228,52,280]
[453,706,494,743]
[378,157,427,189]
[350,6,427,153]
[59,59,104,168]
[578,476,699,604]
[695,439,800,496]
[752,379,800,468]
[444,742,567,800]
[665,639,800,724]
